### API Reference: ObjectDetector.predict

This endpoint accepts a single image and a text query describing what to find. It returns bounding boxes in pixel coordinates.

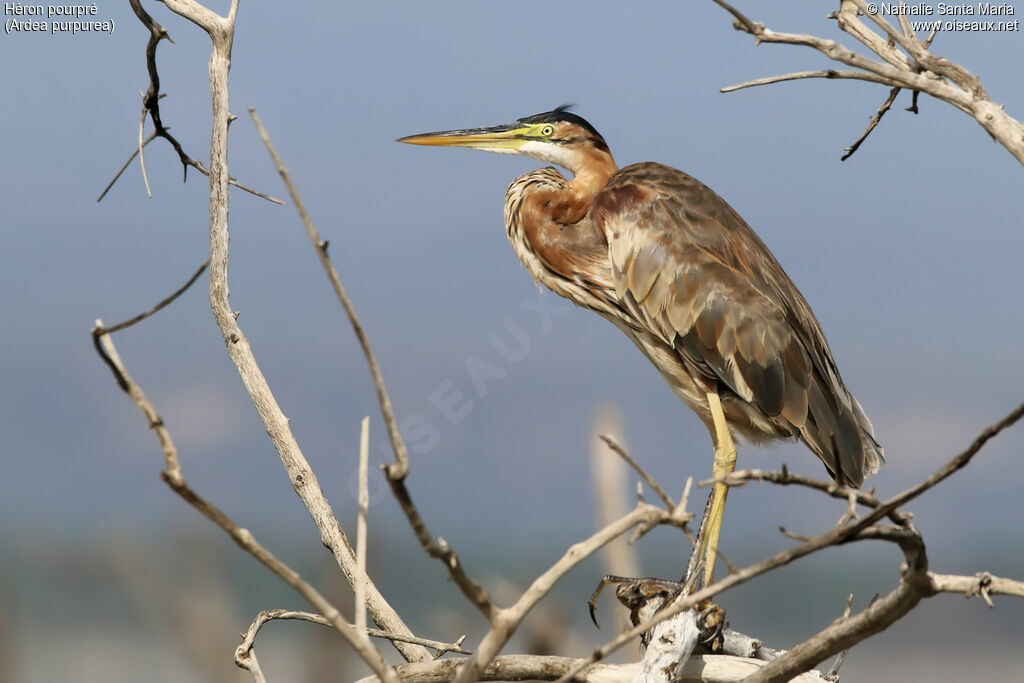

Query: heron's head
[398,105,614,177]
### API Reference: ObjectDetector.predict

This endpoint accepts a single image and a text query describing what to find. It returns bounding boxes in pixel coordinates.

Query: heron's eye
[540,125,555,138]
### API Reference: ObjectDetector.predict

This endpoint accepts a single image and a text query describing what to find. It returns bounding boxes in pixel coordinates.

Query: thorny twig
[838,8,941,161]
[103,0,282,204]
[842,86,901,161]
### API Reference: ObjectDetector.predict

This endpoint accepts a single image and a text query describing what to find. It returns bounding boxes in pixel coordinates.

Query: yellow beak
[397,123,530,151]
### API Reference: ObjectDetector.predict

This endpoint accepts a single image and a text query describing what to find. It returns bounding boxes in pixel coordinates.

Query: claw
[587,574,640,629]
[695,601,727,654]
[588,574,693,633]
[588,598,601,629]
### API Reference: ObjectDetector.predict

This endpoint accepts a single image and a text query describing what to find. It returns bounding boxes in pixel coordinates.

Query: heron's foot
[588,575,687,631]
[694,600,727,654]
[589,575,727,651]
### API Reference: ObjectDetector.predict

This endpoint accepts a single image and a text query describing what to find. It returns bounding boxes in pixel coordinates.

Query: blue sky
[2,2,1022,681]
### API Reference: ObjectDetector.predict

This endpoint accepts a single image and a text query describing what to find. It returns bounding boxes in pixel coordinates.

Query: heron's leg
[700,389,738,587]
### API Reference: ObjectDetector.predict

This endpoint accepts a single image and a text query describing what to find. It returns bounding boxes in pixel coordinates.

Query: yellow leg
[701,390,738,587]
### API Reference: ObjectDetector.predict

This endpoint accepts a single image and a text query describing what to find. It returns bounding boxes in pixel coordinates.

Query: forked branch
[248,106,498,620]
[126,0,429,666]
[93,305,396,683]
[100,0,281,203]
[555,401,1024,683]
[711,0,1024,164]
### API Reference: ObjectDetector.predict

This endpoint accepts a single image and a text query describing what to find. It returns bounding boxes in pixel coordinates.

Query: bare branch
[851,1,938,71]
[103,1,281,204]
[742,552,927,682]
[236,610,471,663]
[833,0,915,70]
[94,259,209,337]
[248,105,497,624]
[135,3,429,665]
[880,401,1024,513]
[389,478,497,618]
[138,103,153,197]
[185,156,285,204]
[356,653,829,683]
[600,434,675,509]
[842,87,901,161]
[705,467,911,526]
[929,571,1024,606]
[100,129,285,203]
[637,610,700,683]
[835,490,860,528]
[742,530,1024,682]
[559,401,1024,682]
[356,416,370,633]
[127,0,189,177]
[93,259,209,392]
[247,107,410,477]
[711,0,1024,165]
[713,0,947,96]
[456,502,669,683]
[590,409,641,622]
[92,326,397,683]
[823,594,855,678]
[98,129,159,202]
[722,69,894,93]
[778,526,812,543]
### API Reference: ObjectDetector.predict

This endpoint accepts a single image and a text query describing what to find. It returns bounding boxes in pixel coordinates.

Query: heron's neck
[556,149,618,223]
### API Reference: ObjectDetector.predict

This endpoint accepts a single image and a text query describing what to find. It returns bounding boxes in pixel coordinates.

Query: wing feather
[595,162,882,487]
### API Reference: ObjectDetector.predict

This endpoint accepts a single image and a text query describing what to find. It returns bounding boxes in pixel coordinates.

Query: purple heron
[398,106,883,587]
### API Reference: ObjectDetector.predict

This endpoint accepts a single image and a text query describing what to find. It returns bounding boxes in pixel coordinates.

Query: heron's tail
[803,379,884,488]
[851,394,885,478]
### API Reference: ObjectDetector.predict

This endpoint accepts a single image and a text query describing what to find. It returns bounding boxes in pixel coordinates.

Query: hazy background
[2,1,1022,681]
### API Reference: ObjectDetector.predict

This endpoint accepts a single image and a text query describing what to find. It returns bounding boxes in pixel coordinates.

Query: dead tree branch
[237,610,471,664]
[841,86,901,161]
[704,466,912,527]
[247,107,410,478]
[93,259,209,392]
[247,106,499,621]
[720,69,895,92]
[101,0,282,203]
[92,314,396,683]
[557,401,1024,683]
[711,0,1024,164]
[600,434,676,510]
[929,571,1024,606]
[98,130,283,203]
[602,438,737,572]
[123,0,428,666]
[355,654,830,683]
[356,416,370,634]
[454,501,684,683]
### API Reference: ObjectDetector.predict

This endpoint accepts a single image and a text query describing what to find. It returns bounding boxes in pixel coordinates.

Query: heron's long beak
[397,123,530,151]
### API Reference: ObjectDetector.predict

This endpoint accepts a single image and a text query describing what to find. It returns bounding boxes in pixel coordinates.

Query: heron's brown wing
[595,163,877,486]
